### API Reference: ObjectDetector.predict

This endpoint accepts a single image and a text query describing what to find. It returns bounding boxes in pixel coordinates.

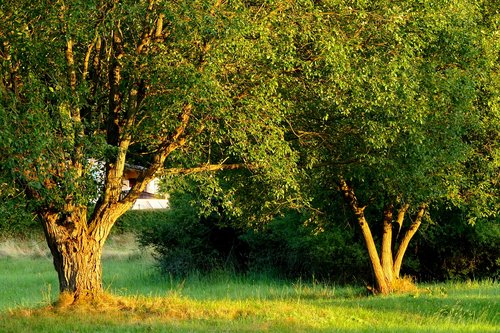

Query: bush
[411,209,500,281]
[137,193,247,276]
[114,210,173,235]
[136,193,370,283]
[0,200,41,238]
[136,194,499,283]
[242,212,370,283]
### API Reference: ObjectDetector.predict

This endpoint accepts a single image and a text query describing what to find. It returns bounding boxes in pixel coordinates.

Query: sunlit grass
[0,236,498,332]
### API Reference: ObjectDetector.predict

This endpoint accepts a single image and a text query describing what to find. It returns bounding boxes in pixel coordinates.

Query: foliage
[137,191,247,276]
[0,0,498,298]
[113,210,172,235]
[413,209,500,281]
[274,0,499,293]
[242,212,370,283]
[0,0,300,214]
[284,0,498,213]
[136,184,368,282]
[0,200,40,237]
[0,0,301,299]
[117,197,500,283]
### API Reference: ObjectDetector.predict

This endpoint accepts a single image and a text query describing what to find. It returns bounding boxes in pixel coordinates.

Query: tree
[282,0,499,293]
[0,0,297,304]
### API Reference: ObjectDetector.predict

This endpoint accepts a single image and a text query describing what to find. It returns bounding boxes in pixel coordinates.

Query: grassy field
[0,235,498,332]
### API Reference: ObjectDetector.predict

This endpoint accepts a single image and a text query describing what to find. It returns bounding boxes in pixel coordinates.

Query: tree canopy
[276,0,499,293]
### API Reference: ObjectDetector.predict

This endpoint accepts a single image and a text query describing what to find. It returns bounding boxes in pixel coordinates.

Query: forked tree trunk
[339,179,390,294]
[339,179,426,295]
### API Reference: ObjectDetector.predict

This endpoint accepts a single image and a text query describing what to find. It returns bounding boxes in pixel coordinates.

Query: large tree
[0,0,297,303]
[282,0,499,294]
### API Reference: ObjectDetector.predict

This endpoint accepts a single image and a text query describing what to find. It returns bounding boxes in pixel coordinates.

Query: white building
[121,165,169,210]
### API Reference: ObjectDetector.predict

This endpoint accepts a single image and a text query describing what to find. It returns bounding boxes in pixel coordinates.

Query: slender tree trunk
[357,211,390,294]
[393,205,425,278]
[339,179,390,294]
[381,204,394,288]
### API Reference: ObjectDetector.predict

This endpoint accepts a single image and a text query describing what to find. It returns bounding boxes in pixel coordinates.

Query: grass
[0,235,498,332]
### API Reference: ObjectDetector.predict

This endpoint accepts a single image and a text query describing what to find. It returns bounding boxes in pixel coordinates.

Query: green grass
[0,239,498,332]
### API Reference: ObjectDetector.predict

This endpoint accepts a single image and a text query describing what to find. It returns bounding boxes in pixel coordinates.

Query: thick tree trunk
[41,209,115,304]
[50,234,104,302]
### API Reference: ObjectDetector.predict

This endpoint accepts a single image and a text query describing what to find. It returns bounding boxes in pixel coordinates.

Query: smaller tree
[284,0,499,293]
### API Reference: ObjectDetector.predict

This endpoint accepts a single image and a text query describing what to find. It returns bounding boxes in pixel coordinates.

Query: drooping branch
[163,163,248,175]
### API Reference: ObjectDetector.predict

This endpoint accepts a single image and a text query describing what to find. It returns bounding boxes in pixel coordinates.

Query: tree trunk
[41,209,115,304]
[339,179,390,294]
[381,204,394,288]
[357,212,391,294]
[393,205,425,278]
[50,234,104,302]
[339,180,426,294]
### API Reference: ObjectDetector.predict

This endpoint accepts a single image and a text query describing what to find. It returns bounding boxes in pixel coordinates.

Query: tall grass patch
[1,255,499,332]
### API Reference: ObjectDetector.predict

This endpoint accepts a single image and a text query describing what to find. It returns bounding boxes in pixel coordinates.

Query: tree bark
[357,210,390,294]
[381,204,394,287]
[339,179,390,294]
[393,205,425,278]
[41,209,116,304]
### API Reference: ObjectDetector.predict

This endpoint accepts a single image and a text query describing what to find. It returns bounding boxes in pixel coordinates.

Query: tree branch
[163,163,247,175]
[395,203,410,239]
[393,204,426,278]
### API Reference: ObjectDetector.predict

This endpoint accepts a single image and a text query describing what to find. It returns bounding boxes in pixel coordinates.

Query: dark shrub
[242,212,370,283]
[411,209,499,281]
[0,199,41,237]
[136,193,247,276]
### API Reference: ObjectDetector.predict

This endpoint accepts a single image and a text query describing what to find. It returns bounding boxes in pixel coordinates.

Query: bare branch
[163,163,247,175]
[65,39,77,92]
[395,203,410,239]
[83,34,99,80]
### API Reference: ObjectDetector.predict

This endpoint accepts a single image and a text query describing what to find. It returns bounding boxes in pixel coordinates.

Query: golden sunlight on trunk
[339,179,426,294]
[41,209,117,304]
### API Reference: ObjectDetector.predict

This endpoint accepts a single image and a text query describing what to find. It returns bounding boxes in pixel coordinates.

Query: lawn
[0,236,498,332]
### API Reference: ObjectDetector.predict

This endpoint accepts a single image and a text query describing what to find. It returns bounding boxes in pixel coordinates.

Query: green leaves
[0,0,497,226]
[286,0,498,214]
